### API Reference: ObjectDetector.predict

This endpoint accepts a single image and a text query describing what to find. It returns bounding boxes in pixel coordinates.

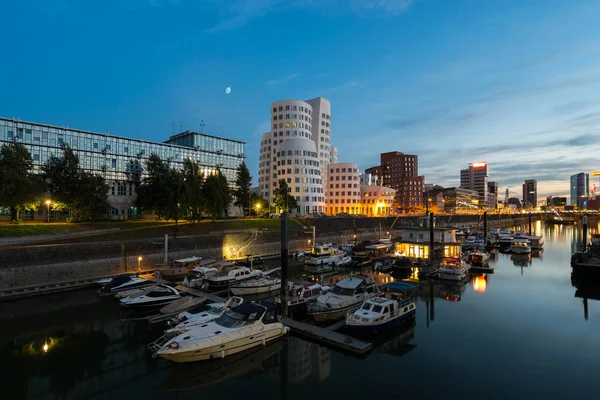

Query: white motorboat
[346,282,416,336]
[510,238,532,254]
[437,257,471,281]
[155,302,289,363]
[276,282,330,311]
[307,275,378,322]
[100,274,151,295]
[304,245,344,272]
[230,277,281,296]
[334,256,353,266]
[202,266,263,290]
[120,284,181,308]
[166,296,244,333]
[96,274,137,286]
[159,256,203,279]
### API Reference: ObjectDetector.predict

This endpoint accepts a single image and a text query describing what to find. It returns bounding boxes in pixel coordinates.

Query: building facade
[429,187,480,213]
[487,181,498,209]
[365,151,424,211]
[326,163,361,215]
[0,117,244,220]
[460,162,488,209]
[522,179,537,209]
[546,196,567,208]
[360,185,396,216]
[570,172,589,208]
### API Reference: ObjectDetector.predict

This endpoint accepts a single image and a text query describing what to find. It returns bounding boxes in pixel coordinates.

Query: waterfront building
[360,185,396,216]
[365,151,424,211]
[326,163,361,215]
[428,187,479,213]
[570,172,589,208]
[393,227,461,260]
[546,196,567,208]
[258,98,331,214]
[0,117,244,221]
[487,181,499,210]
[522,179,537,209]
[508,197,522,210]
[460,162,489,209]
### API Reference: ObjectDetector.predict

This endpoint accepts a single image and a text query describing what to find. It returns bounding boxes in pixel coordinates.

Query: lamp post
[137,256,142,272]
[255,203,261,218]
[45,200,51,223]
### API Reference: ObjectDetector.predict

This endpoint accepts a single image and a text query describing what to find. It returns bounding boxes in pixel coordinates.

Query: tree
[136,153,171,218]
[181,159,205,225]
[42,145,109,221]
[233,162,252,216]
[0,141,44,221]
[274,179,298,214]
[203,169,232,221]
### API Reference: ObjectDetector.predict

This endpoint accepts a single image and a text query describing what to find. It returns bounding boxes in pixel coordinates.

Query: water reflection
[472,274,488,293]
[571,268,600,321]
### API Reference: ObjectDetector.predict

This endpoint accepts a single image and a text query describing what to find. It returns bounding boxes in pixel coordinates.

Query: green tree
[136,153,170,218]
[181,159,205,225]
[202,169,231,221]
[233,162,252,216]
[274,179,298,213]
[42,146,109,221]
[0,141,44,221]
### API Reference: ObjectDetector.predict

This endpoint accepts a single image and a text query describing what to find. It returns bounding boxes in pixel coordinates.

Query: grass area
[11,218,303,244]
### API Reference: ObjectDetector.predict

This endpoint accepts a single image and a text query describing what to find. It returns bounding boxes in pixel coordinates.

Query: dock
[175,285,227,303]
[283,317,372,355]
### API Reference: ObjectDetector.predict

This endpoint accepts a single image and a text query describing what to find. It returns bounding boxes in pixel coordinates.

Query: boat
[304,245,344,272]
[345,282,416,335]
[166,296,244,332]
[120,284,181,308]
[159,256,203,279]
[437,257,471,281]
[510,238,532,254]
[99,274,151,295]
[466,250,490,266]
[155,302,289,362]
[159,296,206,316]
[96,274,137,286]
[307,275,378,322]
[200,265,263,291]
[230,277,281,296]
[234,255,265,267]
[334,255,353,266]
[523,235,544,250]
[276,282,329,312]
[498,231,514,247]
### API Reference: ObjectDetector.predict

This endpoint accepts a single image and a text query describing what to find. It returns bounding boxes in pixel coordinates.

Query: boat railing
[148,329,184,352]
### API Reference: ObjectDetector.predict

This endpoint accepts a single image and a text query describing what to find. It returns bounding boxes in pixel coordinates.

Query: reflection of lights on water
[473,275,487,293]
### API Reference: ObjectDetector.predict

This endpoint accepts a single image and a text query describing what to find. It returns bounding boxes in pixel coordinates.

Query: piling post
[528,212,532,236]
[584,298,589,321]
[121,244,127,272]
[164,234,169,268]
[280,212,289,318]
[312,226,316,248]
[582,215,588,252]
[483,212,488,242]
[429,212,434,262]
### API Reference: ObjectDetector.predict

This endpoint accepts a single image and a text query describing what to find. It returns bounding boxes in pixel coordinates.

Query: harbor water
[1,222,599,400]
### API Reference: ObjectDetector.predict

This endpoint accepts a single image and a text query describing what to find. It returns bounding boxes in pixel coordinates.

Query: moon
[225,87,231,95]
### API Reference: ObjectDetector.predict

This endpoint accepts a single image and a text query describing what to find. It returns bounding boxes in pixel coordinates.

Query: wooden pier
[283,317,372,355]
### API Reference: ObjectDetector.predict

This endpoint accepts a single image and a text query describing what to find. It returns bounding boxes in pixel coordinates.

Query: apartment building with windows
[326,163,361,215]
[460,162,489,209]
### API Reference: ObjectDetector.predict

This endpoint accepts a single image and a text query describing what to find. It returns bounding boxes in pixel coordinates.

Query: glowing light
[592,172,600,176]
[225,87,232,94]
[473,275,487,293]
[472,162,487,168]
[45,200,51,205]
[43,343,49,352]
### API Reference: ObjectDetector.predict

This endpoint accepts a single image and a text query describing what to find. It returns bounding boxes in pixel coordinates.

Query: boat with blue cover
[345,282,416,336]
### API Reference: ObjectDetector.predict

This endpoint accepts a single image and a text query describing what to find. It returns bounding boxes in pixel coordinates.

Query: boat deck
[174,284,228,303]
[283,317,372,355]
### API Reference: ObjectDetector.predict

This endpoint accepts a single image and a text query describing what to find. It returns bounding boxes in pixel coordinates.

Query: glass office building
[0,117,245,219]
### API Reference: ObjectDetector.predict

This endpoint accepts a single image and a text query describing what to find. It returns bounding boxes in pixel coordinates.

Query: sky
[2,0,600,202]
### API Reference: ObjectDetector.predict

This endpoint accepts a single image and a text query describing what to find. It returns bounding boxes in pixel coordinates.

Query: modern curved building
[258,98,331,215]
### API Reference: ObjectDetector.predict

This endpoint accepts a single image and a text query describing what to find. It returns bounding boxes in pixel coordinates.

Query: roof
[231,302,268,316]
[381,282,417,292]
[336,275,368,289]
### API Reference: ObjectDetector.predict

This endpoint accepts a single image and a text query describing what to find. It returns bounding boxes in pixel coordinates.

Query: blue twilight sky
[2,0,600,201]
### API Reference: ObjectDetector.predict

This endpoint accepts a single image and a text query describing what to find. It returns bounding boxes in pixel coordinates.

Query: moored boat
[466,250,490,266]
[120,284,181,308]
[230,277,281,296]
[100,274,151,295]
[276,282,329,312]
[510,238,532,254]
[159,256,203,279]
[155,302,288,362]
[304,245,344,272]
[437,257,471,281]
[166,296,244,333]
[201,266,263,291]
[307,275,378,322]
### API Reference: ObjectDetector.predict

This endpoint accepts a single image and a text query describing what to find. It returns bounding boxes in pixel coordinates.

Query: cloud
[266,72,299,88]
[324,78,362,93]
[349,0,414,17]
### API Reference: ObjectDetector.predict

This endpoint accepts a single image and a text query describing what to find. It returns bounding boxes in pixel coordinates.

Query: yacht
[465,250,490,266]
[99,274,151,295]
[437,257,471,281]
[155,302,289,362]
[234,255,265,267]
[201,266,263,291]
[498,231,514,247]
[307,275,378,322]
[230,277,281,296]
[304,245,344,272]
[346,291,416,335]
[159,256,203,279]
[166,296,244,333]
[523,235,544,250]
[510,238,532,254]
[277,282,329,312]
[120,284,181,308]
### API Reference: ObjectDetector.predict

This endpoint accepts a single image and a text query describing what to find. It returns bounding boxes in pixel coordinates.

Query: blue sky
[2,0,600,201]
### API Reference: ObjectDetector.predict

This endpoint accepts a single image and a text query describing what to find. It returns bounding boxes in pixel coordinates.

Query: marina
[2,222,600,399]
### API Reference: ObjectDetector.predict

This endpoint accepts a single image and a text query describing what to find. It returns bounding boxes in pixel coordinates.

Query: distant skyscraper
[487,181,498,209]
[460,162,488,209]
[522,179,537,209]
[570,172,589,207]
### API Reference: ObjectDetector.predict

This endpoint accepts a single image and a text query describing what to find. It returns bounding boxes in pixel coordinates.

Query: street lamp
[45,200,51,223]
[137,256,142,272]
[255,203,261,217]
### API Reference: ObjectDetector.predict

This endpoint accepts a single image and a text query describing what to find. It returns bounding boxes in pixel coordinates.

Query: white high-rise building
[258,98,328,215]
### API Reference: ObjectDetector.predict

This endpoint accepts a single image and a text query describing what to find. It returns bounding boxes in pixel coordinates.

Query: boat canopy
[174,256,201,263]
[336,275,369,289]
